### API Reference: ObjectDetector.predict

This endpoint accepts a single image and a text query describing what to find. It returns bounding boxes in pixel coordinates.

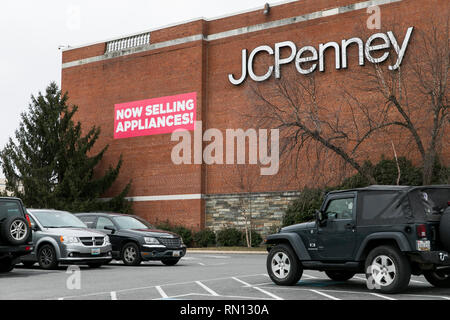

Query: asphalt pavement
[0,253,449,300]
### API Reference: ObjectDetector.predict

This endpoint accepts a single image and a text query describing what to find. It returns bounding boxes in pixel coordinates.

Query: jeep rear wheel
[267,244,303,286]
[325,271,355,281]
[365,246,411,294]
[1,216,30,245]
[424,270,450,288]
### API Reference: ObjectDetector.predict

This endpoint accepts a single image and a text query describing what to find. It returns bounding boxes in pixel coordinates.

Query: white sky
[0,0,273,153]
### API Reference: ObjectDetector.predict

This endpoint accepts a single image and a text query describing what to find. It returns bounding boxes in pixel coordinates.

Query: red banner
[114,92,197,139]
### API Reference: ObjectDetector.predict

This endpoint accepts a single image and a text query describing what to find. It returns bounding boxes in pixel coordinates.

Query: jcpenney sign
[228,27,414,85]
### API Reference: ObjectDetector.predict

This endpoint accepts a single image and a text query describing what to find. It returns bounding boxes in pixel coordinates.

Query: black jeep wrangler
[0,197,33,273]
[266,185,450,294]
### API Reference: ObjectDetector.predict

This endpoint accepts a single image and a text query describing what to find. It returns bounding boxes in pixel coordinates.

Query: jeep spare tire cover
[440,208,450,251]
[1,216,30,245]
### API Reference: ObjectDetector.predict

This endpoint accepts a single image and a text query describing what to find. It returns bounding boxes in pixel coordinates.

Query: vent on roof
[105,33,150,53]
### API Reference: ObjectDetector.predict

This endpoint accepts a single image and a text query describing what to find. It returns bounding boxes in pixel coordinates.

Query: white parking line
[309,289,341,300]
[369,293,397,300]
[155,286,168,299]
[232,277,283,300]
[406,294,450,300]
[110,292,117,300]
[196,281,220,296]
[52,273,267,300]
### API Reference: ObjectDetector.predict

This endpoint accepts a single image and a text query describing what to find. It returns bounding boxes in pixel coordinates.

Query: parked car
[0,197,33,273]
[266,185,450,294]
[21,209,113,269]
[76,213,186,266]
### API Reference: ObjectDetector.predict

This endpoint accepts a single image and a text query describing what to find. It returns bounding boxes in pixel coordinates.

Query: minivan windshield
[113,216,153,230]
[32,211,87,229]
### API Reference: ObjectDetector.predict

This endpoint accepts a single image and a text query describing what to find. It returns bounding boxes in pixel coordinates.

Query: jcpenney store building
[61,0,447,233]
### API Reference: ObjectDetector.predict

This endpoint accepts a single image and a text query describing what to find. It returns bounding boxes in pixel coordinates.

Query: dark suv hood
[120,229,179,238]
[281,221,316,233]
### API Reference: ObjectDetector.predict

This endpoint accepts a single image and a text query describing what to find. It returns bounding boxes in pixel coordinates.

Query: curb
[187,250,268,255]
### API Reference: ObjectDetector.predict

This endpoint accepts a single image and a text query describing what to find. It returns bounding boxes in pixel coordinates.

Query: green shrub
[172,226,193,247]
[372,157,422,186]
[283,188,325,227]
[193,229,216,247]
[242,230,263,247]
[216,228,244,247]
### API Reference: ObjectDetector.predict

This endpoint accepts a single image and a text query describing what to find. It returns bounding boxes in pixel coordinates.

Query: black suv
[0,197,33,272]
[266,185,450,294]
[76,213,186,266]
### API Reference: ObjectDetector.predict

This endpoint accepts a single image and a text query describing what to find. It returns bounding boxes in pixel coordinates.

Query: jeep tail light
[25,214,31,227]
[416,224,427,239]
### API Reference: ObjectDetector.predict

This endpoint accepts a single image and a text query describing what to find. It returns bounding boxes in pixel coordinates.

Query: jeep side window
[325,198,354,220]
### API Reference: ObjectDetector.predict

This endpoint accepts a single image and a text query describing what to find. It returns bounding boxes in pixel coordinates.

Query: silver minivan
[21,209,112,269]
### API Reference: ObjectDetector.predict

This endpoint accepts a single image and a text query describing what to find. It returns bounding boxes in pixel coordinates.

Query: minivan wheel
[121,243,142,266]
[325,271,356,281]
[267,244,303,286]
[365,246,411,294]
[38,244,59,270]
[424,270,450,288]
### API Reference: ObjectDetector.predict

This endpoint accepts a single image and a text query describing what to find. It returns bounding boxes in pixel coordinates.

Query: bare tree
[249,17,448,186]
[249,70,392,185]
[357,19,449,184]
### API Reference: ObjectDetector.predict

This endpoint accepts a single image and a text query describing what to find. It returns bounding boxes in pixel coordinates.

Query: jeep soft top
[266,185,450,294]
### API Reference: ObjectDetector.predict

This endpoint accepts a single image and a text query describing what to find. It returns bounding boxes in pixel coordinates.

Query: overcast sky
[0,0,272,154]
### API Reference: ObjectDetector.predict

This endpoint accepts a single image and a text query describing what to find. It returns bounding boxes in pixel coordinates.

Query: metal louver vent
[106,33,150,53]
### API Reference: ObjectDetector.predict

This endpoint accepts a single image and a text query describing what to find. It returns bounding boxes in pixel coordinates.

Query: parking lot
[0,253,449,300]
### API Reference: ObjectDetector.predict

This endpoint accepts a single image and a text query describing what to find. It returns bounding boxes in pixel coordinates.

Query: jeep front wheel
[365,246,411,294]
[267,244,303,286]
[423,270,450,288]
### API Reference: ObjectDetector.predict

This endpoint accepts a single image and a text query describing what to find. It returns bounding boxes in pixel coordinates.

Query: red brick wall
[61,0,449,229]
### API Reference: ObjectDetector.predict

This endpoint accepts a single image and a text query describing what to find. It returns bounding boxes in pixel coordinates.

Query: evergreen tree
[0,82,132,213]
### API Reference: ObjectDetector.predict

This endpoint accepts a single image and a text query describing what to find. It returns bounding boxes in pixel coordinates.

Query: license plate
[417,240,431,252]
[173,251,181,257]
[91,248,101,256]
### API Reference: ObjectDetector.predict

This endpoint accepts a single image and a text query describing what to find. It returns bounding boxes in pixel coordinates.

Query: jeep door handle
[345,223,355,230]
